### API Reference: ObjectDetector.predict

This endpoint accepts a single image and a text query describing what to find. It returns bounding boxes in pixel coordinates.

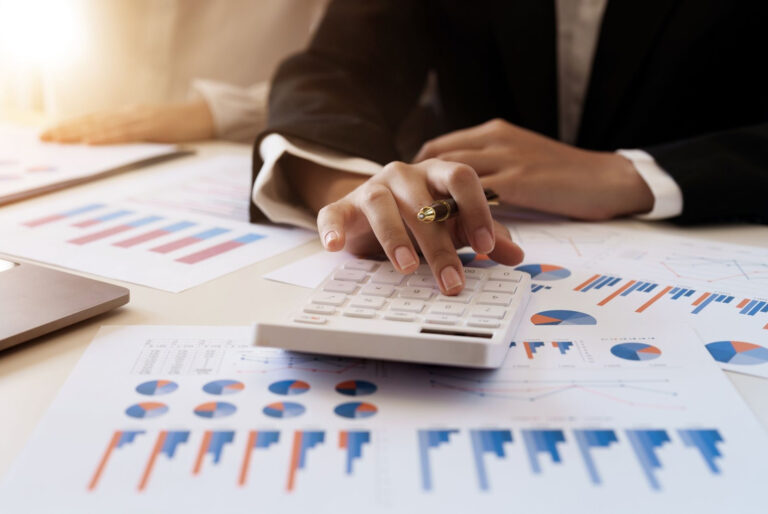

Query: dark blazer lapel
[494,0,558,138]
[579,0,681,148]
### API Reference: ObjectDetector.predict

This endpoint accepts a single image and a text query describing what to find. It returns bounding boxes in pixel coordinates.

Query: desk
[1,141,767,478]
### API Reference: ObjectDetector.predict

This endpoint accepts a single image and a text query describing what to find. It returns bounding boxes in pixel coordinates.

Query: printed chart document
[2,325,767,513]
[0,155,314,292]
[265,222,768,378]
[0,124,180,204]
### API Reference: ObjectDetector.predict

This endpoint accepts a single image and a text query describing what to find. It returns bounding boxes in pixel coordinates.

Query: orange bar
[88,431,121,491]
[339,431,348,449]
[764,322,768,330]
[524,342,534,360]
[138,431,167,492]
[692,292,710,306]
[193,431,212,475]
[286,431,302,492]
[574,274,600,291]
[598,280,636,306]
[636,286,673,313]
[238,431,257,487]
[737,298,750,308]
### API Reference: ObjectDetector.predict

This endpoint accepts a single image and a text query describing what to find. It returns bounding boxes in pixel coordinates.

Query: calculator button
[344,259,379,272]
[333,269,367,282]
[466,318,500,328]
[424,315,458,326]
[294,314,327,324]
[311,293,347,306]
[406,275,437,288]
[429,302,465,316]
[471,306,507,319]
[463,278,480,291]
[361,284,395,297]
[475,292,513,306]
[437,290,473,303]
[303,304,336,315]
[414,264,433,275]
[490,269,521,282]
[343,308,377,319]
[350,296,386,309]
[390,299,425,313]
[384,312,416,322]
[323,280,358,294]
[462,267,482,277]
[371,267,405,285]
[399,287,433,300]
[482,281,518,294]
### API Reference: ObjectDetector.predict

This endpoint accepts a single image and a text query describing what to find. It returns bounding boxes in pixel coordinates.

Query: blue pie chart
[459,252,498,268]
[335,380,377,396]
[135,380,178,396]
[610,342,662,361]
[203,379,244,395]
[263,401,305,418]
[126,402,168,419]
[531,310,597,326]
[194,401,237,418]
[706,341,768,365]
[515,264,571,281]
[269,379,310,395]
[334,402,378,419]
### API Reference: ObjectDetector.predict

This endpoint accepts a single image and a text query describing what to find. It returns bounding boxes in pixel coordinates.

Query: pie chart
[706,341,768,365]
[531,310,597,326]
[515,264,571,281]
[263,401,305,418]
[203,379,245,395]
[610,342,662,361]
[269,379,310,395]
[335,380,377,396]
[126,402,169,419]
[194,401,237,419]
[334,402,378,419]
[135,379,178,396]
[459,252,498,268]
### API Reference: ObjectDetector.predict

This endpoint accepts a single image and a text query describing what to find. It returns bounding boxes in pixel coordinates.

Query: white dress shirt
[252,0,683,229]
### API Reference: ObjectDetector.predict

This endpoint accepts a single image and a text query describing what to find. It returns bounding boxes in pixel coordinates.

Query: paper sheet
[2,325,767,513]
[0,155,315,292]
[0,124,179,204]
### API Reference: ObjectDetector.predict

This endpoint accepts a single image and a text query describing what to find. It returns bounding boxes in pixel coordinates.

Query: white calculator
[253,258,530,368]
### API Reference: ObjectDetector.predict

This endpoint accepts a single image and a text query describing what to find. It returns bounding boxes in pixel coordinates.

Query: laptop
[0,257,129,351]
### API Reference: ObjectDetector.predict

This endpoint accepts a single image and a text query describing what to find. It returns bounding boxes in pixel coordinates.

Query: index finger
[414,123,497,162]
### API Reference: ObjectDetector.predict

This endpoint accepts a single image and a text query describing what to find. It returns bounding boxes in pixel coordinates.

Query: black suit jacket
[253,0,768,224]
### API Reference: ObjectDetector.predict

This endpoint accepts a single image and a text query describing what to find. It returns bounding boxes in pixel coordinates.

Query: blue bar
[127,216,162,227]
[749,301,766,316]
[670,287,680,295]
[715,294,726,301]
[522,430,565,474]
[96,209,133,222]
[724,296,734,304]
[470,430,513,491]
[685,290,695,297]
[234,233,265,244]
[344,431,370,475]
[207,431,235,464]
[574,430,618,485]
[582,276,609,292]
[672,289,686,300]
[692,294,717,314]
[531,284,543,292]
[762,303,768,312]
[607,277,622,286]
[163,221,196,233]
[64,203,105,216]
[193,227,229,240]
[418,429,458,491]
[740,300,757,315]
[644,284,658,293]
[621,282,643,296]
[678,429,723,474]
[626,430,670,491]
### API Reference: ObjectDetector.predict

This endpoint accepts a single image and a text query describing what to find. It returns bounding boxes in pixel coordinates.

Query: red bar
[114,228,169,248]
[72,218,102,228]
[636,286,673,313]
[238,431,257,487]
[574,274,600,291]
[23,213,66,227]
[737,298,750,309]
[193,431,212,475]
[523,342,534,360]
[176,240,244,264]
[69,225,133,245]
[138,431,167,492]
[692,292,710,306]
[151,236,201,254]
[88,431,121,491]
[286,431,302,492]
[598,280,636,306]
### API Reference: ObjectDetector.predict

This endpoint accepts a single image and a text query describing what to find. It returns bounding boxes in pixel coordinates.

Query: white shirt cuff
[617,149,683,220]
[252,133,383,230]
[190,79,269,143]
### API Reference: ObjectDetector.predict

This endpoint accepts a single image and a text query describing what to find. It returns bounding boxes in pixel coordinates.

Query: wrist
[604,152,654,216]
[282,154,366,214]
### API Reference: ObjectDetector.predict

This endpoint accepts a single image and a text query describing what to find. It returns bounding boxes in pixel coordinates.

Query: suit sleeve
[644,124,768,224]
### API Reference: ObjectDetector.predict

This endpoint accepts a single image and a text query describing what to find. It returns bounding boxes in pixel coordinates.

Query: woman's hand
[316,158,524,295]
[415,119,654,220]
[39,100,215,144]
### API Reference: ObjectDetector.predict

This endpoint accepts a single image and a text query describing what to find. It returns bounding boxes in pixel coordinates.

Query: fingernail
[473,227,495,254]
[440,266,463,291]
[394,246,417,271]
[323,231,339,248]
